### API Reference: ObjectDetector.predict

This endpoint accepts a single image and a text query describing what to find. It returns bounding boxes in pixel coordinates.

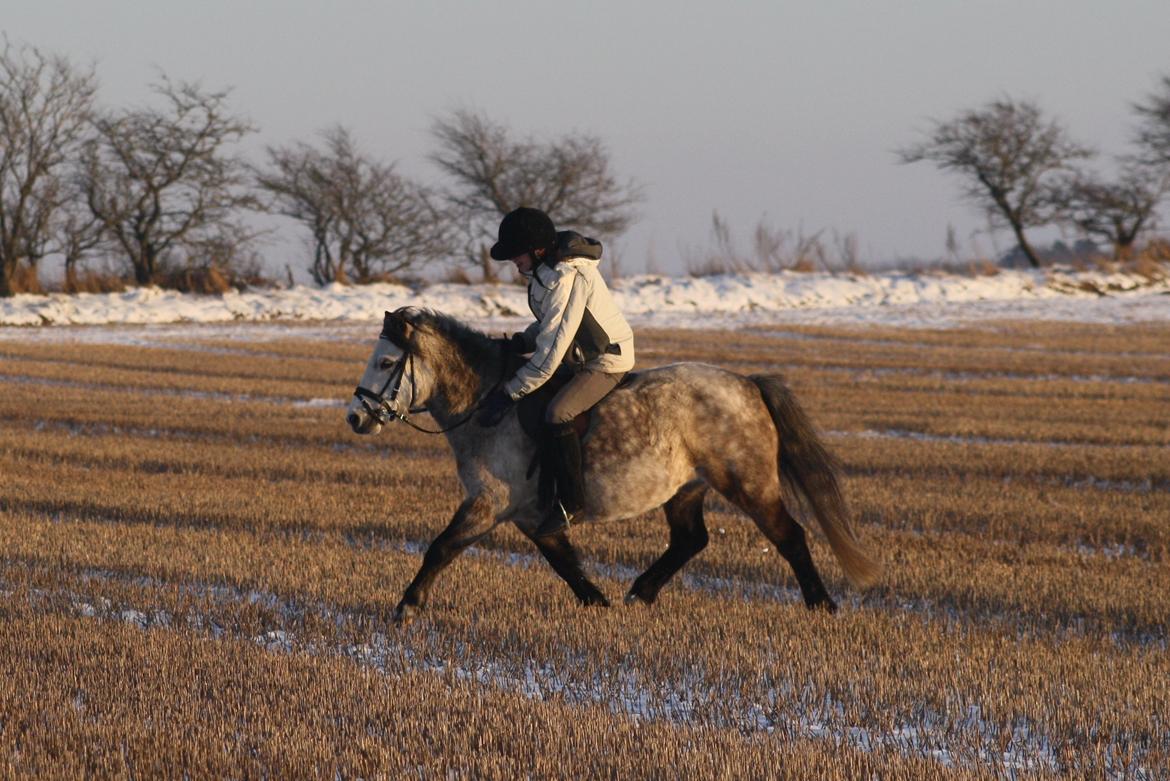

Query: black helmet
[490,207,556,261]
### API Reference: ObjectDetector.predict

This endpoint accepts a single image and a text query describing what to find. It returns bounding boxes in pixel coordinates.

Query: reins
[353,340,507,436]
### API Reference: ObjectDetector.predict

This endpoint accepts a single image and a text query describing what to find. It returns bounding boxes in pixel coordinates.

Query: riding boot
[534,422,586,538]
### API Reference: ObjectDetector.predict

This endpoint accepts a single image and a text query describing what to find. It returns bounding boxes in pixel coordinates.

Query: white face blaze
[346,337,403,435]
[346,331,442,435]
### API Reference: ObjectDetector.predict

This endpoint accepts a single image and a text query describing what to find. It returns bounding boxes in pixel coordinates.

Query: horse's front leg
[394,495,496,624]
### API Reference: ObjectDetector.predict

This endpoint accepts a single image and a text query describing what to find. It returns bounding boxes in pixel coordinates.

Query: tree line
[0,40,641,296]
[4,38,1169,297]
[899,86,1170,268]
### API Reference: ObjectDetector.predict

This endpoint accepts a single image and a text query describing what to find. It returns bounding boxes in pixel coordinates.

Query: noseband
[353,349,423,426]
[352,339,506,435]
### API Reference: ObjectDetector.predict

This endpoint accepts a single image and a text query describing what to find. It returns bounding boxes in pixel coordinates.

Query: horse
[346,307,880,624]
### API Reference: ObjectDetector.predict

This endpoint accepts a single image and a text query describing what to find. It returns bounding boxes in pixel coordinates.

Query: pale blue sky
[6,1,1170,273]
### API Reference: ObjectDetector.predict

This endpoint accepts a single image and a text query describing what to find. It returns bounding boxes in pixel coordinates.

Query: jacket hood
[553,230,602,262]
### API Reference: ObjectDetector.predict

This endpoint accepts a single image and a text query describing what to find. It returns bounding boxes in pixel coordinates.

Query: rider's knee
[544,401,577,426]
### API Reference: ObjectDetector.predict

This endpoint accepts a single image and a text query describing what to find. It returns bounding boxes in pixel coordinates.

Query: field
[1,319,1168,779]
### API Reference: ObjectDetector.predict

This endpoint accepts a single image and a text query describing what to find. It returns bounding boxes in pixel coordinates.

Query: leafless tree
[429,108,642,268]
[0,39,97,296]
[257,126,449,285]
[1051,163,1170,259]
[898,97,1092,268]
[1134,74,1170,166]
[78,77,258,286]
[174,220,268,285]
[57,203,110,291]
[1044,76,1170,261]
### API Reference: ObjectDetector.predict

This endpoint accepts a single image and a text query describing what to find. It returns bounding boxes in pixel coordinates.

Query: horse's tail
[750,374,881,588]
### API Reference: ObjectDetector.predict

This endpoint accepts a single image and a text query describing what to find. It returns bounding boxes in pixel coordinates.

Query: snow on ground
[0,564,1137,775]
[1,265,1169,336]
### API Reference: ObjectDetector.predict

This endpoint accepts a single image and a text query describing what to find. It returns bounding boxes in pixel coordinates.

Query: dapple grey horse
[347,308,880,624]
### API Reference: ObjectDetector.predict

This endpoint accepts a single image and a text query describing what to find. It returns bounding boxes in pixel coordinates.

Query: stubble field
[0,319,1167,779]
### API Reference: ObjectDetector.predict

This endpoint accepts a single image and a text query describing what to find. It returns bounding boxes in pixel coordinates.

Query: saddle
[515,368,639,442]
[516,369,591,443]
[515,368,637,503]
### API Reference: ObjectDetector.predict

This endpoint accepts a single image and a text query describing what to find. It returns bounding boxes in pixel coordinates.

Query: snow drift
[1,265,1168,330]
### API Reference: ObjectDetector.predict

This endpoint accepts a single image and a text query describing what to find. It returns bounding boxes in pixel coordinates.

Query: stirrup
[533,501,573,538]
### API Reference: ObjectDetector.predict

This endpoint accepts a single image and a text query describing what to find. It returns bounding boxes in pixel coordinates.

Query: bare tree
[171,219,268,288]
[429,108,642,267]
[1046,76,1170,261]
[257,126,449,285]
[1052,163,1170,259]
[78,77,257,286]
[57,203,110,291]
[1134,74,1170,166]
[0,39,97,296]
[898,97,1092,268]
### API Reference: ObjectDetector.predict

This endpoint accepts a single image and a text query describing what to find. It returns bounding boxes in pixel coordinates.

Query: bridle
[352,339,506,435]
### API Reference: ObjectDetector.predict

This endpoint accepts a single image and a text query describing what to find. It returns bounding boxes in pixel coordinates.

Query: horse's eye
[380,357,396,370]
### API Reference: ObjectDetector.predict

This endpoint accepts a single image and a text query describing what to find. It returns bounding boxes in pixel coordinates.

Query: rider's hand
[493,333,529,355]
[476,388,514,427]
[508,333,530,354]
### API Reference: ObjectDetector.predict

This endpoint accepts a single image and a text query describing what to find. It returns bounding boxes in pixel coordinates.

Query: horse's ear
[381,310,414,347]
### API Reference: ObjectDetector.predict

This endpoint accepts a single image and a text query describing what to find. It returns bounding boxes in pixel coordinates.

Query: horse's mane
[399,309,519,407]
[408,308,494,352]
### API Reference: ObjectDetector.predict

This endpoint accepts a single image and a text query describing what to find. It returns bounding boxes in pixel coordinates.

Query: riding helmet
[490,207,557,261]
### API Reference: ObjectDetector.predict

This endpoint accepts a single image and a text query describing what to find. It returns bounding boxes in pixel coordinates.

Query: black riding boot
[534,423,586,538]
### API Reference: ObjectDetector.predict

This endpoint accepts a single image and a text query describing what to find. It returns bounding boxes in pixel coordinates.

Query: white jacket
[503,253,635,400]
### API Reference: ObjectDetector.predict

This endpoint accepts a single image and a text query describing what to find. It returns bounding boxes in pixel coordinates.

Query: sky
[5,1,1170,275]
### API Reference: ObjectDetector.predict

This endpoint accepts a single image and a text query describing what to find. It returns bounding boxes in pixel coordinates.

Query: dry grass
[0,601,980,780]
[61,267,129,294]
[0,321,1167,777]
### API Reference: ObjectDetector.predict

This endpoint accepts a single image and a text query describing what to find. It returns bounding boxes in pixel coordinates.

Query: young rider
[476,207,635,537]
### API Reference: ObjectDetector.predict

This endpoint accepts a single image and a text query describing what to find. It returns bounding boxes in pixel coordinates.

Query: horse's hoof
[580,594,610,608]
[392,604,417,626]
[624,591,651,606]
[805,597,838,614]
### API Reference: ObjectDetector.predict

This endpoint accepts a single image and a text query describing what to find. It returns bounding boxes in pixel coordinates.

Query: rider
[476,207,635,537]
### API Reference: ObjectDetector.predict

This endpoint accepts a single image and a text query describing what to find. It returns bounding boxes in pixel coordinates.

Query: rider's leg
[534,369,625,537]
[547,421,585,514]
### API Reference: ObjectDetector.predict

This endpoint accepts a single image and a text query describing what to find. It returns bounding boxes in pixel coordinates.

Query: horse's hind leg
[524,530,610,607]
[625,482,709,605]
[753,502,837,612]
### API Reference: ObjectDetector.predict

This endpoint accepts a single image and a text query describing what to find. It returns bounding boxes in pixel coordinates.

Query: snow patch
[4,579,1150,778]
[2,266,1169,331]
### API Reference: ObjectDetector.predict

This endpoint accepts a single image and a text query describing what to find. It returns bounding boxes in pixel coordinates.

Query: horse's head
[346,308,439,435]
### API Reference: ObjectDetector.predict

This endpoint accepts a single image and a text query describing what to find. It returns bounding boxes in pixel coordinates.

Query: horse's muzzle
[347,409,383,435]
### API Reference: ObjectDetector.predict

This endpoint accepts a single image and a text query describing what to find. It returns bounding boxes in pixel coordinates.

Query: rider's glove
[492,333,530,355]
[476,388,515,427]
[509,333,530,354]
